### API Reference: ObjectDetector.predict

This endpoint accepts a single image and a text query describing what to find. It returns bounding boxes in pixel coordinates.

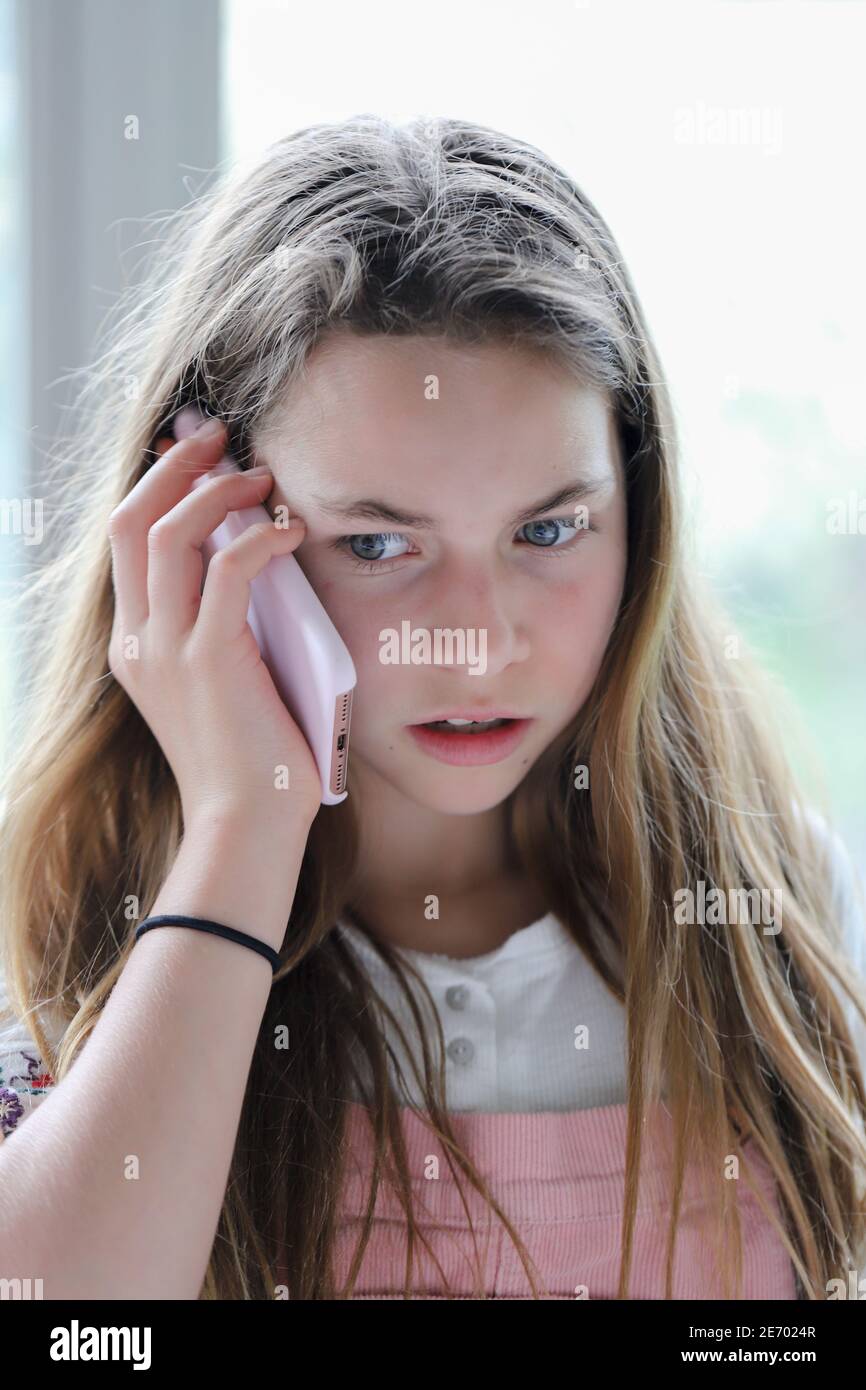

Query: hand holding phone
[172,407,356,806]
[108,422,324,833]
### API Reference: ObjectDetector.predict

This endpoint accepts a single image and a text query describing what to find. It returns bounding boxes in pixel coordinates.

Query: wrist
[157,811,312,955]
[183,798,318,844]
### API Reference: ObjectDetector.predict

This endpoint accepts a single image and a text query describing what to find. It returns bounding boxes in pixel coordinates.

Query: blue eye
[516,517,581,548]
[341,532,411,565]
[331,516,594,573]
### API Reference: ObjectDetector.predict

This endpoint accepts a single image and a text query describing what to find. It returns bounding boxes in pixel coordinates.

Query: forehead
[254,331,619,492]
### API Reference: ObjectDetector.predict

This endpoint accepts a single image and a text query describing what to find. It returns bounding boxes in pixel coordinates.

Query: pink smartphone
[171,406,356,806]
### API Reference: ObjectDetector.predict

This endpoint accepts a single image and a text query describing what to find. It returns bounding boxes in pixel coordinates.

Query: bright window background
[220,1,863,870]
[0,0,22,775]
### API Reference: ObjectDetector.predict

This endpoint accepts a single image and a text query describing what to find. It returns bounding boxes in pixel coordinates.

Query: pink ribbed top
[332,1099,799,1300]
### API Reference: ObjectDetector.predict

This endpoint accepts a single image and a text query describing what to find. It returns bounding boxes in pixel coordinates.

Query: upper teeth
[445,717,500,726]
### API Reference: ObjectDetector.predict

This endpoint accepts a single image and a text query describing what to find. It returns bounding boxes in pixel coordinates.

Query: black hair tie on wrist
[134,914,282,974]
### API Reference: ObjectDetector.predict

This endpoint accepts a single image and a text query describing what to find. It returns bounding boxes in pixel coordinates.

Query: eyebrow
[308,476,611,530]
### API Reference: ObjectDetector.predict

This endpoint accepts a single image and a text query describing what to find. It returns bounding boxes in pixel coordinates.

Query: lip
[406,718,534,767]
[412,710,525,723]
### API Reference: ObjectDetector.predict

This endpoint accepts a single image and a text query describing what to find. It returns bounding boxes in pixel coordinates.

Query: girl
[1,114,865,1301]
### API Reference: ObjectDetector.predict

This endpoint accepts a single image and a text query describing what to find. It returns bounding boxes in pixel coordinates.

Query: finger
[146,469,281,641]
[195,514,307,647]
[107,422,227,632]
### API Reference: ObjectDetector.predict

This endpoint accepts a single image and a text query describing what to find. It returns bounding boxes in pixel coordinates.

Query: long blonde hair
[2,114,865,1299]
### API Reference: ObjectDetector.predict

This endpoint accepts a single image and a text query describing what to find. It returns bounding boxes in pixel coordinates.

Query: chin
[347,737,541,816]
[424,786,518,816]
[385,763,531,816]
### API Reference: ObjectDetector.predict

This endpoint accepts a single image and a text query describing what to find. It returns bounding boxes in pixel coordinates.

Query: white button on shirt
[335,910,630,1113]
[335,819,866,1116]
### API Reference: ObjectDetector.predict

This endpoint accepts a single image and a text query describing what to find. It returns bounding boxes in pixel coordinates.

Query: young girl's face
[256,331,628,816]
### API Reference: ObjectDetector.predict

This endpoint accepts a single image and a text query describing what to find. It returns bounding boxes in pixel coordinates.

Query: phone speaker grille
[330,689,354,795]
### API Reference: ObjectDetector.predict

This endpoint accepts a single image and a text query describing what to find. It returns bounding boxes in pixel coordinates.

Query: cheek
[582,546,627,643]
[534,547,626,690]
[304,573,395,686]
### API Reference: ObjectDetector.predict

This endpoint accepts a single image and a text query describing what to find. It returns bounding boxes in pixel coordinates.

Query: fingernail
[196,417,224,439]
[246,464,272,477]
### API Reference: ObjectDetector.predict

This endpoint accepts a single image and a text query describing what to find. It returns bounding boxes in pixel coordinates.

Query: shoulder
[0,961,57,1143]
[800,806,866,972]
[798,807,866,1071]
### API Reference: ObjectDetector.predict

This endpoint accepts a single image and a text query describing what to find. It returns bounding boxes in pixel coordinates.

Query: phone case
[171,405,356,806]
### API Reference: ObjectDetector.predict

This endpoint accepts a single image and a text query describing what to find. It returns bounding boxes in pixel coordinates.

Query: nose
[422,557,532,678]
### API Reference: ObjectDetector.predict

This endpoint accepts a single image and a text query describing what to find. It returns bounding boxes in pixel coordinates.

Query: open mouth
[406,717,533,766]
[420,717,512,734]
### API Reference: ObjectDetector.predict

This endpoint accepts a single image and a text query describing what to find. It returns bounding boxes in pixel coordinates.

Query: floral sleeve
[0,970,56,1140]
